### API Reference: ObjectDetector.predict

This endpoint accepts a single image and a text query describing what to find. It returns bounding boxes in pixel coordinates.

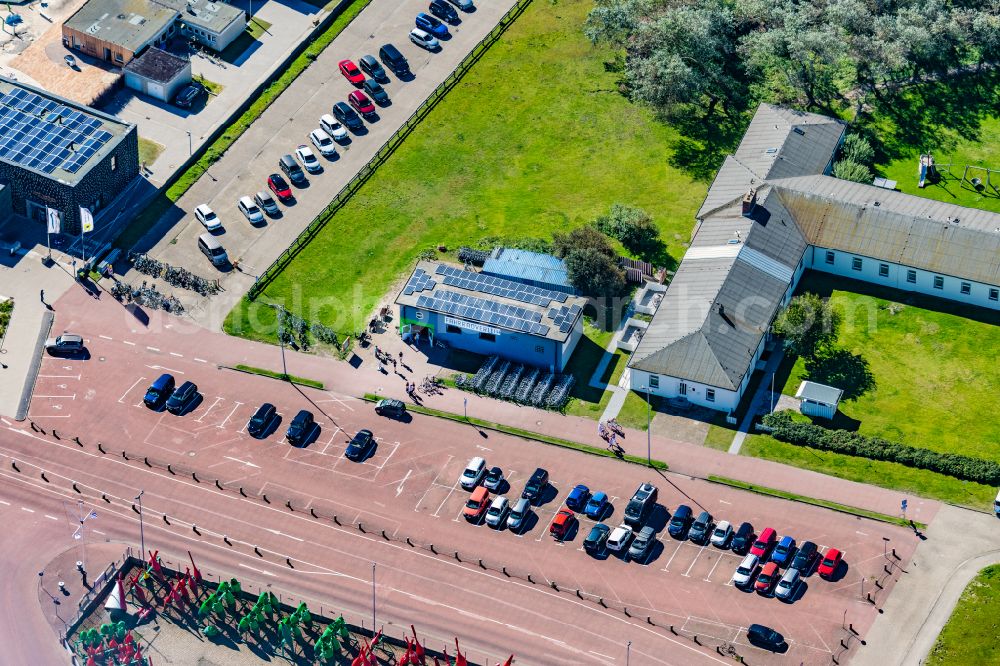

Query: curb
[219,364,324,390]
[16,309,53,422]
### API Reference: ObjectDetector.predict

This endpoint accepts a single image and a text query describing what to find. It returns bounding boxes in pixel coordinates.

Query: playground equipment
[918,154,937,187]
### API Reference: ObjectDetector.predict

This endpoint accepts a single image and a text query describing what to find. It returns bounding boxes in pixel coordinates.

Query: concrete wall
[800,399,836,419]
[629,369,740,413]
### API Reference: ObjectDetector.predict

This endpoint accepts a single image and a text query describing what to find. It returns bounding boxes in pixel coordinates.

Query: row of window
[647,375,716,402]
[824,251,999,301]
[444,323,548,352]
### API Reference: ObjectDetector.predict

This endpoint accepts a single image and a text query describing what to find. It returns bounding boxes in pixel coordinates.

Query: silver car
[485,496,509,528]
[447,0,473,9]
[409,28,440,51]
[237,196,264,224]
[506,497,531,532]
[733,553,759,588]
[775,567,800,602]
[710,520,733,548]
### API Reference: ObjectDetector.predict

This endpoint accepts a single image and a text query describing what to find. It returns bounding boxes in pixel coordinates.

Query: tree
[551,226,616,260]
[594,204,662,259]
[564,248,626,297]
[840,133,874,166]
[771,293,841,357]
[832,159,872,183]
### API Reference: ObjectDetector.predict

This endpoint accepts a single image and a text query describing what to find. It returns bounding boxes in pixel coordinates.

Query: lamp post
[626,640,631,666]
[135,490,145,558]
[371,562,376,638]
[186,131,192,156]
[640,385,651,466]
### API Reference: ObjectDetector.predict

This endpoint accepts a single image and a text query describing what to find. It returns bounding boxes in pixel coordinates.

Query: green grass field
[225,0,706,340]
[927,565,1000,665]
[138,138,165,166]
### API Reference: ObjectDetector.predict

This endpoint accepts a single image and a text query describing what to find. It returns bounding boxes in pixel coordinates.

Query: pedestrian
[609,432,616,449]
[399,350,403,362]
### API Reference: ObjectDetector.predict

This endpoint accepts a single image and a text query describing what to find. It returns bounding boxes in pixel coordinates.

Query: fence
[246,0,535,301]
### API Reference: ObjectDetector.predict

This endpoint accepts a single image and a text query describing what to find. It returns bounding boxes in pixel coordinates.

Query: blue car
[585,492,609,520]
[415,12,449,38]
[566,484,590,511]
[771,535,796,567]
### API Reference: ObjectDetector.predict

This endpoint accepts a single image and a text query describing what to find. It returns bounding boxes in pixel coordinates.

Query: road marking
[146,347,160,352]
[0,419,8,426]
[21,507,34,513]
[118,377,146,404]
[195,397,224,422]
[93,530,106,536]
[145,364,184,375]
[217,402,243,429]
[475,444,492,451]
[856,531,868,536]
[35,395,76,399]
[169,352,183,358]
[266,528,304,542]
[684,545,708,577]
[193,358,207,363]
[661,541,683,572]
[45,514,59,521]
[223,456,260,468]
[588,651,614,661]
[396,469,412,497]
[703,552,724,582]
[99,335,113,340]
[238,563,276,577]
[718,499,731,505]
[0,499,9,505]
[415,455,452,511]
[432,481,460,518]
[123,341,136,346]
[38,375,81,379]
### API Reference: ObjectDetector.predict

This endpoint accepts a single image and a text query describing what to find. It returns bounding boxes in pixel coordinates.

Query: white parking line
[216,402,243,429]
[682,545,707,577]
[146,346,160,352]
[123,341,136,346]
[45,514,59,521]
[0,499,9,505]
[118,377,146,404]
[34,395,76,399]
[21,507,34,513]
[98,335,113,340]
[194,358,207,363]
[415,455,453,512]
[431,481,461,518]
[195,397,224,423]
[703,552,725,582]
[169,352,183,358]
[661,541,684,572]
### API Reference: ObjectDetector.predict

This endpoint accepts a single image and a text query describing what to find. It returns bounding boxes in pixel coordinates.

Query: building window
[825,250,835,265]
[479,332,496,342]
[534,345,543,353]
[906,270,916,284]
[960,282,971,295]
[879,263,889,277]
[706,389,716,402]
[115,53,123,62]
[989,288,998,301]
[446,324,461,334]
[649,375,659,389]
[852,257,862,271]
[933,276,944,290]
[110,155,117,171]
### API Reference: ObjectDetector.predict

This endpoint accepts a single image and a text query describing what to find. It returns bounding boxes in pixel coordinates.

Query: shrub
[840,133,874,166]
[833,159,873,183]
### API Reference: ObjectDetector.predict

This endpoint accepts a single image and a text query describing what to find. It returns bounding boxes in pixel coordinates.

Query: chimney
[742,188,757,216]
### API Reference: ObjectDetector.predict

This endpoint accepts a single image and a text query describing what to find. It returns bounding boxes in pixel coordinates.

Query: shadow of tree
[804,347,876,401]
[666,108,749,182]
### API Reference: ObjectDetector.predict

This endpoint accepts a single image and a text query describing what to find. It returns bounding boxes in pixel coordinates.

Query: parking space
[29,352,88,420]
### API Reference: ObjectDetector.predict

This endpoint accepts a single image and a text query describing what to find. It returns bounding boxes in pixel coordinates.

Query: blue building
[395,261,588,372]
[481,247,575,295]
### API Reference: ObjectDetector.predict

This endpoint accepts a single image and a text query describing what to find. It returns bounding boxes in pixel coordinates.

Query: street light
[371,563,376,638]
[626,640,631,666]
[640,385,651,466]
[135,490,146,559]
[186,131,192,156]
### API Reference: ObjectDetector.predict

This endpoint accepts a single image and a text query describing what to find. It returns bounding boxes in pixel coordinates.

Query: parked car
[755,561,780,595]
[338,59,365,85]
[268,173,292,201]
[775,567,800,602]
[332,101,364,131]
[374,398,406,417]
[237,196,264,224]
[627,525,656,562]
[460,456,486,490]
[254,190,281,216]
[624,483,658,528]
[791,541,818,574]
[771,536,796,567]
[483,466,504,491]
[688,511,714,544]
[710,520,733,548]
[583,523,611,555]
[485,496,509,528]
[415,12,449,38]
[446,0,473,9]
[732,553,760,588]
[746,624,786,652]
[143,374,175,409]
[506,497,531,532]
[345,429,374,461]
[295,144,321,173]
[363,79,390,105]
[319,114,350,142]
[378,43,410,76]
[817,547,843,579]
[286,410,315,446]
[584,491,608,520]
[195,204,221,231]
[359,54,388,81]
[246,403,276,438]
[174,83,203,108]
[347,90,376,117]
[409,28,440,51]
[165,381,198,415]
[668,504,693,538]
[198,233,228,267]
[464,486,490,523]
[309,129,337,158]
[750,527,776,558]
[566,484,590,512]
[549,509,575,540]
[429,0,459,23]
[45,333,84,356]
[521,468,549,503]
[730,522,755,555]
[607,523,633,552]
[279,154,306,185]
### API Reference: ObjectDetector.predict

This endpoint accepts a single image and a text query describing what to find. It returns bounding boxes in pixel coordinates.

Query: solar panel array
[402,268,437,296]
[434,264,569,307]
[0,87,114,175]
[547,304,583,335]
[416,290,551,337]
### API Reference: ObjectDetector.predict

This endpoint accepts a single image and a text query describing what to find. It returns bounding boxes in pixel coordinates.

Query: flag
[80,207,94,233]
[46,207,61,234]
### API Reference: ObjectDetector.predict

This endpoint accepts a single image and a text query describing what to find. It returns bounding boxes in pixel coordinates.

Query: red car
[267,173,292,201]
[338,59,365,86]
[749,527,776,558]
[755,561,779,595]
[817,548,842,579]
[549,509,576,541]
[348,90,376,116]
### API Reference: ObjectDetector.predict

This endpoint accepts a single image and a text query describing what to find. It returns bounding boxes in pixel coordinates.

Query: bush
[762,411,1000,486]
[832,159,873,183]
[594,204,661,257]
[840,133,874,166]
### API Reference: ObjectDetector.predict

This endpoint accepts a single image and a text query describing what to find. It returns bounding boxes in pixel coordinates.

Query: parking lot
[26,330,917,664]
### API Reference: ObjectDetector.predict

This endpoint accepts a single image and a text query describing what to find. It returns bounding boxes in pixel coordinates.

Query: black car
[143,373,175,409]
[165,381,198,415]
[627,525,657,562]
[279,154,306,185]
[790,540,818,574]
[374,398,406,417]
[429,0,459,23]
[521,468,549,503]
[731,522,755,555]
[345,429,375,461]
[623,483,658,528]
[667,504,693,538]
[688,510,714,544]
[332,101,364,131]
[378,43,410,76]
[583,523,610,555]
[286,410,314,446]
[359,54,388,82]
[746,624,787,652]
[363,79,390,106]
[247,403,276,438]
[174,83,204,109]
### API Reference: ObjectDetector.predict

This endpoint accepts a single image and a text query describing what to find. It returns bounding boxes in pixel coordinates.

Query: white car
[319,114,349,143]
[775,567,800,602]
[194,204,221,231]
[309,129,337,157]
[460,456,486,490]
[237,196,264,224]
[447,0,473,9]
[733,553,759,588]
[710,520,733,548]
[409,28,440,51]
[295,145,321,173]
[606,523,633,552]
[485,496,509,528]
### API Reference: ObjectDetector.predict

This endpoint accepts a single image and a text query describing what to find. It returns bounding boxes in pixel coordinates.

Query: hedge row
[762,411,1000,486]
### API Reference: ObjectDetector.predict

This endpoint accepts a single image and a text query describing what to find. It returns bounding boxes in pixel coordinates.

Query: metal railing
[246,0,535,301]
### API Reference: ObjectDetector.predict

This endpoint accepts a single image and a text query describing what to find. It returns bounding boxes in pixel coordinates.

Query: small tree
[832,159,872,183]
[840,134,874,166]
[564,248,626,297]
[551,226,616,260]
[772,292,841,357]
[594,204,662,259]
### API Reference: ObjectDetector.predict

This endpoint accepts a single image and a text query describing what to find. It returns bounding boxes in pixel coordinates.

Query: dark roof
[123,47,189,83]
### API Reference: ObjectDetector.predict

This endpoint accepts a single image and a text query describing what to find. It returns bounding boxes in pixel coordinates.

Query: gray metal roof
[733,104,846,181]
[64,0,176,53]
[123,47,189,83]
[697,156,760,219]
[156,0,244,34]
[482,247,572,290]
[795,381,843,405]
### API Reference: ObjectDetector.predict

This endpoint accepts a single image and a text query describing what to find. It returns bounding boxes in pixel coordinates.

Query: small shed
[123,47,191,103]
[794,381,843,419]
[481,247,575,295]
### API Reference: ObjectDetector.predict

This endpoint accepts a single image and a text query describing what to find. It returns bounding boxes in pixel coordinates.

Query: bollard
[502,567,510,577]
[310,508,318,518]
[31,421,39,432]
[429,544,436,554]
[647,617,654,626]
[333,515,341,526]
[717,647,723,656]
[624,607,631,617]
[167,464,174,475]
[192,472,199,483]
[454,551,461,562]
[406,538,413,547]
[163,515,170,525]
[102,494,110,503]
[36,424,46,435]
[669,625,677,635]
[41,472,49,483]
[693,635,700,646]
[867,592,874,603]
[550,581,558,591]
[832,657,839,665]
[893,547,900,560]
[527,574,535,584]
[122,451,128,461]
[144,457,151,467]
[73,436,82,446]
[98,443,105,454]
[382,530,390,541]
[11,461,19,472]
[73,483,81,493]
[875,580,883,589]
[192,525,201,535]
[224,536,232,546]
[849,623,857,635]
[598,597,606,608]
[576,589,583,599]
[478,559,486,569]
[841,639,848,649]
[215,480,223,490]
[358,523,366,534]
[132,504,140,514]
[286,500,293,510]
[53,430,60,440]
[885,564,892,574]
[239,487,247,497]
[262,494,270,504]
[286,558,293,568]
[254,547,262,557]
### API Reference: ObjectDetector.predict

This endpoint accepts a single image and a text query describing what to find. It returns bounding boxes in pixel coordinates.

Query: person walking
[398,350,404,362]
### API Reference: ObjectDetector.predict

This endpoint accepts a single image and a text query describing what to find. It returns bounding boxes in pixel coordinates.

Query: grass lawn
[193,75,224,97]
[927,565,1000,665]
[774,274,1000,463]
[138,137,165,166]
[704,423,737,451]
[616,390,659,430]
[225,0,705,340]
